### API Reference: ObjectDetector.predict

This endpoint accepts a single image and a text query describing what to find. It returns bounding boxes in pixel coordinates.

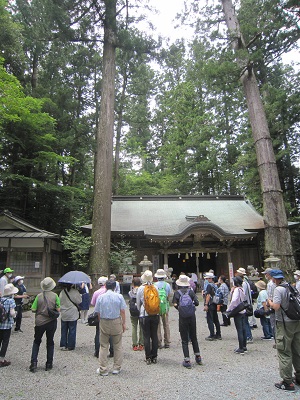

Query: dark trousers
[31,319,57,364]
[220,304,230,326]
[260,316,273,338]
[234,313,247,350]
[140,315,159,360]
[0,329,11,358]
[207,305,221,336]
[179,315,200,359]
[15,304,23,331]
[95,322,114,357]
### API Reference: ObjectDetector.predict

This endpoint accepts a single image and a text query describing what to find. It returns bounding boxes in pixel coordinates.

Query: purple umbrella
[58,271,91,285]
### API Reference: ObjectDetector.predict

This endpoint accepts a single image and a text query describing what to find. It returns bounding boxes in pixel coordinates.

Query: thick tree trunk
[220,0,296,272]
[90,0,117,275]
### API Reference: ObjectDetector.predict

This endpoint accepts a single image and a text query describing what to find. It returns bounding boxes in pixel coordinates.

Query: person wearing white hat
[0,283,18,367]
[203,273,222,341]
[13,276,29,332]
[136,270,160,365]
[90,276,110,358]
[154,269,172,349]
[29,277,60,372]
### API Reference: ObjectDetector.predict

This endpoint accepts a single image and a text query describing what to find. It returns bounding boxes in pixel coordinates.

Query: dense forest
[0,0,299,264]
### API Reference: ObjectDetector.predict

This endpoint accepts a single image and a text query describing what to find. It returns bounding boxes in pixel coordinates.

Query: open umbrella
[58,271,91,285]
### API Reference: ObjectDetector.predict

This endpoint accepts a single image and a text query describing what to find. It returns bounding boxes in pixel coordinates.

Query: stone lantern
[139,255,153,273]
[264,253,281,270]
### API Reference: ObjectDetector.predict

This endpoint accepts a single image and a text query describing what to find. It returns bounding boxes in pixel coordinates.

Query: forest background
[0,0,299,269]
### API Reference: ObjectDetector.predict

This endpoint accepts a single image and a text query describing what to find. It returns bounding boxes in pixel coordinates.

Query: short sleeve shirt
[273,283,293,322]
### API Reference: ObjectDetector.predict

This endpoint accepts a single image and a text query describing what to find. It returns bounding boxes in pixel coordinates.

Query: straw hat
[154,269,167,279]
[40,277,56,292]
[141,270,153,283]
[255,280,266,290]
[176,275,190,287]
[4,283,18,296]
[236,268,247,275]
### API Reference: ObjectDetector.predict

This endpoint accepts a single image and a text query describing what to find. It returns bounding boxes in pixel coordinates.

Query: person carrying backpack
[203,273,222,341]
[0,283,18,367]
[136,270,160,365]
[128,277,144,351]
[172,274,202,369]
[154,269,171,349]
[268,269,300,392]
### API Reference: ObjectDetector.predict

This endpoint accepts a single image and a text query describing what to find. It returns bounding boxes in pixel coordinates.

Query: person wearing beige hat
[154,269,171,349]
[29,277,60,372]
[0,283,18,367]
[172,274,202,368]
[136,270,160,364]
[255,280,273,340]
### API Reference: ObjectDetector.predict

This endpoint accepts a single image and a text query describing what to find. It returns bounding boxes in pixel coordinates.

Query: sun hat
[4,283,18,296]
[154,269,167,279]
[98,276,108,285]
[294,270,300,276]
[261,268,273,274]
[176,275,191,287]
[40,277,56,292]
[269,269,285,279]
[4,267,14,274]
[255,280,266,290]
[141,270,153,283]
[204,272,215,279]
[14,276,25,283]
[236,268,247,275]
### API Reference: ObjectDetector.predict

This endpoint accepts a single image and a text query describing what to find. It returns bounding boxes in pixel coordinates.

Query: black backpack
[248,280,259,300]
[280,283,300,320]
[129,296,140,317]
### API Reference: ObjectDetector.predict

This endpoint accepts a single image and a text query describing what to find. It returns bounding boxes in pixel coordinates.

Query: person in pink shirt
[91,277,108,357]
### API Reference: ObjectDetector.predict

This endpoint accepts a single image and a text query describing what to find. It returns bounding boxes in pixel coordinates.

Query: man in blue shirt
[94,279,126,376]
[154,269,172,349]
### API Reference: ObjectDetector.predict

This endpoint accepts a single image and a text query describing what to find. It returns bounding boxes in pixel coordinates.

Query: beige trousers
[99,317,123,373]
[157,313,171,346]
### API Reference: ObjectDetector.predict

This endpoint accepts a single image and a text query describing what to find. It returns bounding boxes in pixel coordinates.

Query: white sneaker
[112,369,120,375]
[96,368,108,376]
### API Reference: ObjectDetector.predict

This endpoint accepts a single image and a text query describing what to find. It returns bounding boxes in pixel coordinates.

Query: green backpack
[158,282,169,315]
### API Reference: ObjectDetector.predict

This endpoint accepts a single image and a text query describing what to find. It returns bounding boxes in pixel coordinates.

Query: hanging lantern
[207,253,211,260]
[185,253,189,260]
[178,253,180,258]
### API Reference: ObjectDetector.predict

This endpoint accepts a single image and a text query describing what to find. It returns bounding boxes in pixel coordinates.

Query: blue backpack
[212,287,224,305]
[178,290,195,318]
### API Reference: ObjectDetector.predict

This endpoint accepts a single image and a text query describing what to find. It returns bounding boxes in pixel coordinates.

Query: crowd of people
[0,266,300,393]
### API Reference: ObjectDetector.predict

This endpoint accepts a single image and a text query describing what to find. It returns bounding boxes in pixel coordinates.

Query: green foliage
[61,219,92,270]
[109,238,136,274]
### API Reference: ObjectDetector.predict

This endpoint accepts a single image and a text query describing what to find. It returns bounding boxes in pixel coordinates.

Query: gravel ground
[1,302,299,400]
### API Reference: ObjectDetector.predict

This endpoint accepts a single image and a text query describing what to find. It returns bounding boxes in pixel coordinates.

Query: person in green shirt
[29,277,60,373]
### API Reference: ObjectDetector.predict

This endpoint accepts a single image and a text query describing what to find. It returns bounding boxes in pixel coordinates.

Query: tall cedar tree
[220,0,296,271]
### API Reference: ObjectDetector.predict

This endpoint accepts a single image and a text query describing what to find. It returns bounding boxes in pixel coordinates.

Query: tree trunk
[90,0,117,276]
[220,0,296,272]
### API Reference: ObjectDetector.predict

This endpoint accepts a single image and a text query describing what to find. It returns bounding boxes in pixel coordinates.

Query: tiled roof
[83,195,265,239]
